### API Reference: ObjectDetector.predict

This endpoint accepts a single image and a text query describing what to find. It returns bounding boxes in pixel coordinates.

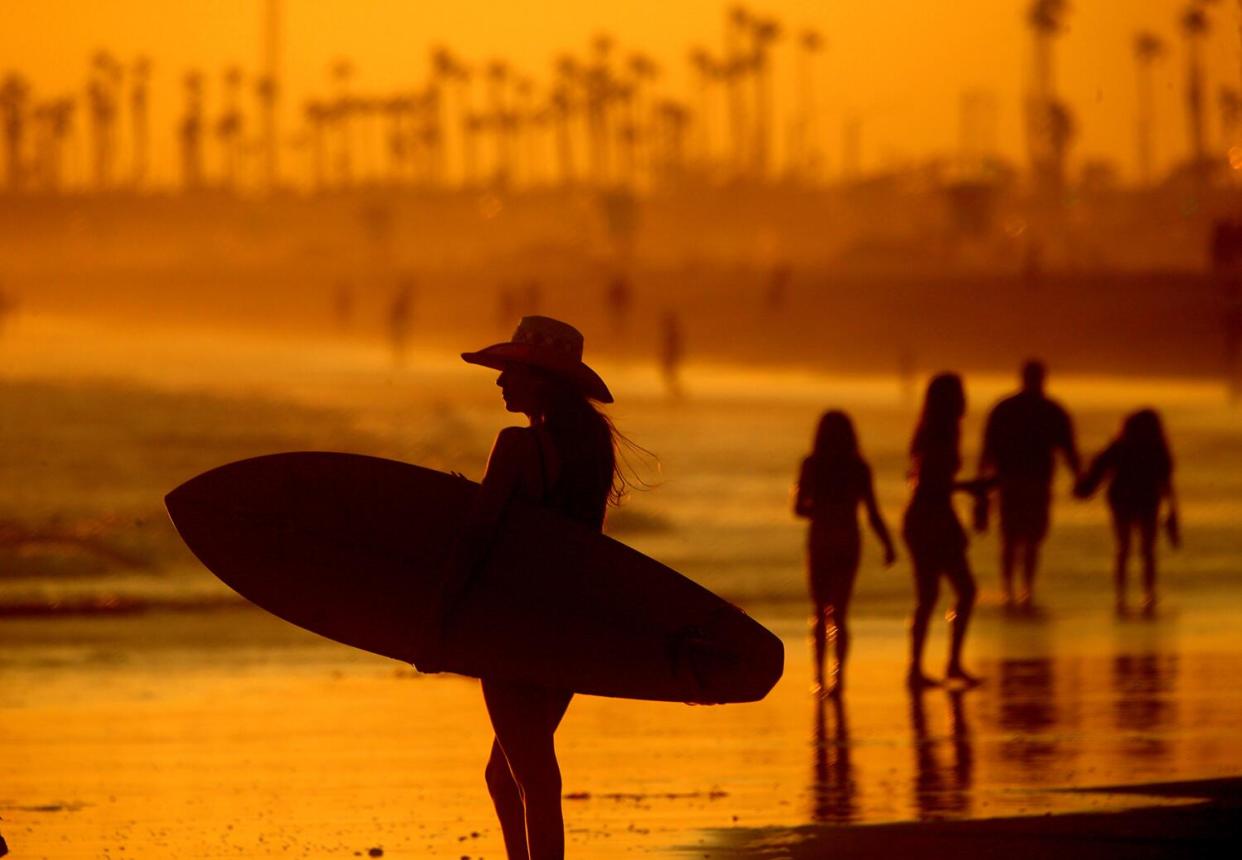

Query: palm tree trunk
[1137,58,1155,187]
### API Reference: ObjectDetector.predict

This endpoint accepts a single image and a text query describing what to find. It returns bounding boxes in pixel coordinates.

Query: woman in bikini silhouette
[427,316,627,860]
[794,410,896,698]
[903,373,985,690]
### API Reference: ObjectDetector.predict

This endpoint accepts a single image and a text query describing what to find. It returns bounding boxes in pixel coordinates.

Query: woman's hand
[1165,509,1181,549]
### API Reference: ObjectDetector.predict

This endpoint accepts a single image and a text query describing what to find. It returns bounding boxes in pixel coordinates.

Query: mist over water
[3,313,1239,621]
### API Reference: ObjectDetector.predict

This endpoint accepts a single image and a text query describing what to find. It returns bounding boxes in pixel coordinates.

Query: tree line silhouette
[0,2,1236,195]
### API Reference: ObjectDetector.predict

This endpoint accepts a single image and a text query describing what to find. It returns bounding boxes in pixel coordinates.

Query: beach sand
[697,777,1241,858]
[4,605,1242,858]
[3,314,1242,857]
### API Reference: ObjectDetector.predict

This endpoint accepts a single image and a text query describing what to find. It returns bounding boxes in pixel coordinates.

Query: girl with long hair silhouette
[428,316,629,860]
[1075,408,1179,614]
[795,410,896,697]
[903,373,985,689]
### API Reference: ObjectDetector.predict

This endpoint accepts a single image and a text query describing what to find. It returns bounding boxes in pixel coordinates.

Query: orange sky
[4,0,1241,186]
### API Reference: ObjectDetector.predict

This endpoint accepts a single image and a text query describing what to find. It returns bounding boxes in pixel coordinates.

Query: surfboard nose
[679,610,784,704]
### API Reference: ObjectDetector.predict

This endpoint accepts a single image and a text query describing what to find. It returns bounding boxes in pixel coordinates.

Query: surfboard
[165,452,783,704]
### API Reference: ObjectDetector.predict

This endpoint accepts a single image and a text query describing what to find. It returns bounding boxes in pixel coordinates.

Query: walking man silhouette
[977,360,1080,608]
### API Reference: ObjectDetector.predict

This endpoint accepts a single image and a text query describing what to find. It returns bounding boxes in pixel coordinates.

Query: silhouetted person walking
[795,411,895,697]
[1075,409,1179,615]
[0,284,17,334]
[659,310,684,399]
[904,373,986,690]
[606,274,631,337]
[388,278,415,366]
[765,262,791,311]
[332,279,354,332]
[977,360,1080,609]
[422,316,628,860]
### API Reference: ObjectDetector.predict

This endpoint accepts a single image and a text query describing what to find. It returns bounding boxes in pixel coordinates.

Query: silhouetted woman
[430,316,626,860]
[794,410,896,697]
[1075,408,1179,614]
[903,373,983,689]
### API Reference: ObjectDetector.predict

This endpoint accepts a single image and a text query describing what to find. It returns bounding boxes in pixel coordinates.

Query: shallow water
[2,313,1242,857]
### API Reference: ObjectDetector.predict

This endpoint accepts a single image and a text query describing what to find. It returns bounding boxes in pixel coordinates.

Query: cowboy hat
[462,315,613,403]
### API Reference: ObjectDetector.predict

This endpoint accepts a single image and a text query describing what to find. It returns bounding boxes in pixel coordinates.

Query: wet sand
[4,605,1242,858]
[697,777,1241,858]
[3,314,1242,857]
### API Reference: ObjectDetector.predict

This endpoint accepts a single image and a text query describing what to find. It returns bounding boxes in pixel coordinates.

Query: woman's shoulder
[491,425,540,463]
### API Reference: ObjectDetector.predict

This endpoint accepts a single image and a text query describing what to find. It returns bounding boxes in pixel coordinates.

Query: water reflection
[910,689,974,820]
[997,657,1066,781]
[810,695,858,823]
[1112,652,1179,762]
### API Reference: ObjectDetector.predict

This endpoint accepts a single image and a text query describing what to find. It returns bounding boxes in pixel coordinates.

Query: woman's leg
[482,679,574,860]
[828,570,859,697]
[1111,510,1132,611]
[828,601,849,695]
[811,602,828,691]
[908,557,941,688]
[1137,511,1158,611]
[485,737,530,860]
[943,558,979,684]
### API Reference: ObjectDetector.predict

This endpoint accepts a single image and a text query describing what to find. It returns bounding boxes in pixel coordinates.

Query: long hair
[910,372,966,469]
[808,410,864,496]
[536,371,628,513]
[1118,408,1172,483]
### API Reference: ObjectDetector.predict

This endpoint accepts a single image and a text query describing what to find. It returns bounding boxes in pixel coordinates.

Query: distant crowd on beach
[794,359,1179,699]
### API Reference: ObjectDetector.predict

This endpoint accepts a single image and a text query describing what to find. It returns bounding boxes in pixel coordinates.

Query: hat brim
[462,343,614,403]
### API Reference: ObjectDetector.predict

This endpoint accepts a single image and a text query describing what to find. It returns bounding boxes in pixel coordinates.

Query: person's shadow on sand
[811,695,858,823]
[910,689,974,820]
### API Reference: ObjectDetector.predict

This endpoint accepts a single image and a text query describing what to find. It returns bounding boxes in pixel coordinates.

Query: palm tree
[653,98,690,179]
[688,46,720,167]
[32,96,73,190]
[725,6,752,173]
[624,52,659,185]
[330,57,355,187]
[257,0,281,191]
[513,74,536,186]
[1180,3,1212,177]
[303,98,328,191]
[485,59,512,186]
[87,51,122,190]
[1134,32,1166,186]
[0,72,30,190]
[586,34,616,185]
[255,72,278,190]
[1025,0,1070,194]
[129,56,151,188]
[179,70,205,190]
[462,110,486,188]
[795,30,824,179]
[379,95,408,184]
[428,46,459,186]
[551,55,581,185]
[217,65,244,191]
[748,15,781,178]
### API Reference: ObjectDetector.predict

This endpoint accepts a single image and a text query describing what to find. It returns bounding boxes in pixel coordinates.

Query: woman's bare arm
[793,458,814,518]
[438,427,533,614]
[861,465,896,565]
